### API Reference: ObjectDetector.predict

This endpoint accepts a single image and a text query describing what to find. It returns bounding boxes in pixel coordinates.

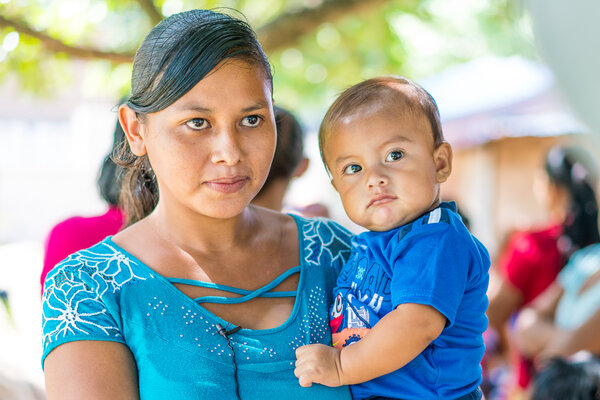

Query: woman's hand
[294,344,344,387]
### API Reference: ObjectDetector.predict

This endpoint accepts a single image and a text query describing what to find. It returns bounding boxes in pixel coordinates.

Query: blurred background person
[252,105,329,218]
[530,356,600,400]
[39,115,126,294]
[514,237,600,379]
[486,145,600,396]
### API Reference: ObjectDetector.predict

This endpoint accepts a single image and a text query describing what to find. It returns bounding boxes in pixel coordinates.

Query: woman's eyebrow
[174,103,211,113]
[241,100,269,113]
[172,100,269,113]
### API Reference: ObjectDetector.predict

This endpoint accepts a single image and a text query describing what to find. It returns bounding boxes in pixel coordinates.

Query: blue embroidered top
[330,202,490,400]
[42,215,353,400]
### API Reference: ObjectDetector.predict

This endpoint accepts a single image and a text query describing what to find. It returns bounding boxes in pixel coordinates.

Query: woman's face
[139,59,276,220]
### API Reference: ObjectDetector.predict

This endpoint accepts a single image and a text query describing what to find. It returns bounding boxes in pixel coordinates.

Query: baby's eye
[343,164,362,175]
[185,118,208,130]
[386,150,404,162]
[241,115,262,127]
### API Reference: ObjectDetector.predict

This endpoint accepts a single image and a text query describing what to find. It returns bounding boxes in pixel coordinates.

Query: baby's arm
[294,303,445,387]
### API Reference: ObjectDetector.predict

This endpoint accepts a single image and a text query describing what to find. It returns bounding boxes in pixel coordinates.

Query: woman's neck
[148,202,258,255]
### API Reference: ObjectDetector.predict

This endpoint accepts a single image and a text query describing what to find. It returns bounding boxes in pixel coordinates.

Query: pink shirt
[41,207,125,294]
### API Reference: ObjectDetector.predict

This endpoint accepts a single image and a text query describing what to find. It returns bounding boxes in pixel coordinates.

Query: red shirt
[498,224,564,388]
[499,225,563,305]
[41,207,125,295]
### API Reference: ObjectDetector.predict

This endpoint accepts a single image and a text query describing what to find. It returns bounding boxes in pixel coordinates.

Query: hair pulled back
[116,9,272,226]
[545,145,600,259]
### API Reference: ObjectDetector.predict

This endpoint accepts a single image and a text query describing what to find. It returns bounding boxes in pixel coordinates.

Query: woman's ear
[434,142,453,183]
[292,157,309,178]
[119,104,147,157]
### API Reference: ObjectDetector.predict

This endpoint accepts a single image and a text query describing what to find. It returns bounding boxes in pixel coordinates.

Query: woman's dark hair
[532,357,600,400]
[97,118,126,207]
[116,9,272,226]
[545,145,600,259]
[257,105,304,195]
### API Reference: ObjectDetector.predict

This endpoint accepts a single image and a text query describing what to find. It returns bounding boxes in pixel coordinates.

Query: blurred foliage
[0,0,536,113]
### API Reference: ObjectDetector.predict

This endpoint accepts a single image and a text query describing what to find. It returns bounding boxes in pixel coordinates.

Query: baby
[294,76,490,400]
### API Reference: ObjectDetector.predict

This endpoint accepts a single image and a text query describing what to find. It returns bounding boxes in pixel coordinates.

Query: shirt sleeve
[389,223,473,327]
[300,216,354,273]
[41,257,126,368]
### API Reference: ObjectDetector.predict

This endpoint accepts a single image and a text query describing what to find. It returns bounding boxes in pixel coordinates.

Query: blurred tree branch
[257,0,389,52]
[0,0,390,64]
[135,0,163,26]
[0,14,134,63]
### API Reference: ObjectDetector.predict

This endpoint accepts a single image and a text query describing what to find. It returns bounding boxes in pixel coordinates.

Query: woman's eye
[241,115,261,127]
[185,118,208,130]
[343,164,362,175]
[386,150,404,162]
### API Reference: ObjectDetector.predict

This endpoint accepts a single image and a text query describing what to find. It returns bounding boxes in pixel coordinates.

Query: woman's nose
[210,127,243,165]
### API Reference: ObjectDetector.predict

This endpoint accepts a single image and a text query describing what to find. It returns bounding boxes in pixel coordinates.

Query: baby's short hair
[318,76,444,167]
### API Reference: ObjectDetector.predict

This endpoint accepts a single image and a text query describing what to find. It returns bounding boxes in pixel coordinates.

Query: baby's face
[324,106,451,231]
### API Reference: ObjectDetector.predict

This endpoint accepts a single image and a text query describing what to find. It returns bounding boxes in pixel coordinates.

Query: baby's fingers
[293,363,314,387]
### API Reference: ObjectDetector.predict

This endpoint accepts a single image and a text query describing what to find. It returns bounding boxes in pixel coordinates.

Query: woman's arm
[538,299,600,360]
[486,274,523,332]
[44,341,139,400]
[514,282,564,358]
[294,303,446,387]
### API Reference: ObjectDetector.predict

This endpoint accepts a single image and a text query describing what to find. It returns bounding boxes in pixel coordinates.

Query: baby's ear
[434,142,452,183]
[119,104,147,157]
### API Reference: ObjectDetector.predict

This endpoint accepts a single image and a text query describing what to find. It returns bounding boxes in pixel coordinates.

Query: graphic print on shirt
[331,251,391,349]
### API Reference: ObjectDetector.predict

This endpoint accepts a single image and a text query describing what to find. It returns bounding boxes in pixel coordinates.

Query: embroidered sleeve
[41,244,144,367]
[302,218,353,271]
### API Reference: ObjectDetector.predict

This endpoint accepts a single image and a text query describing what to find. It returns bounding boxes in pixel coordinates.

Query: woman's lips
[204,176,249,193]
[367,194,397,208]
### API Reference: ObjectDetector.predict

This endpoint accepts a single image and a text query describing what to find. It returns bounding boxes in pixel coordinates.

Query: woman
[486,145,599,392]
[42,10,353,399]
[515,241,600,361]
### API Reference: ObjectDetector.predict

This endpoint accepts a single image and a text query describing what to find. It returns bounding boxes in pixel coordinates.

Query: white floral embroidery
[42,242,146,346]
[302,218,352,267]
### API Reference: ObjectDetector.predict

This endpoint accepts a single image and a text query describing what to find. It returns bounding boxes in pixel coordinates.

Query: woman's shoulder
[514,225,561,245]
[562,243,600,277]
[43,238,150,299]
[503,225,561,260]
[290,214,354,267]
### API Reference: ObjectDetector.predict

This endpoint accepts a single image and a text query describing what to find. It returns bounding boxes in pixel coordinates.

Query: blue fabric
[42,215,353,400]
[330,202,490,400]
[556,243,600,330]
[365,386,482,400]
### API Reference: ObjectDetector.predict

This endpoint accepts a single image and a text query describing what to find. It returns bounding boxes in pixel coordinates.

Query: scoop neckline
[103,213,307,336]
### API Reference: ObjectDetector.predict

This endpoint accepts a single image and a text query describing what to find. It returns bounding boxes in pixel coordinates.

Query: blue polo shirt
[330,202,490,399]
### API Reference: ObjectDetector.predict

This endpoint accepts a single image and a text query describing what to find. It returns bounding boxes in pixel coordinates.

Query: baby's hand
[294,344,343,387]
